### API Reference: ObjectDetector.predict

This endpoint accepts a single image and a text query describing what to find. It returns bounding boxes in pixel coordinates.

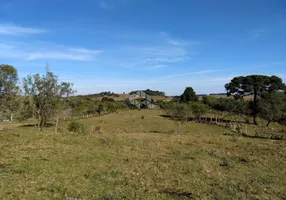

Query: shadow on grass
[160,190,193,199]
[19,123,54,128]
[223,133,285,141]
[150,130,173,134]
[159,114,254,125]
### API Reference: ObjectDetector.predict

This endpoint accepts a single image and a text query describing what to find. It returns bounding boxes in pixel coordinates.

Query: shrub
[68,121,87,134]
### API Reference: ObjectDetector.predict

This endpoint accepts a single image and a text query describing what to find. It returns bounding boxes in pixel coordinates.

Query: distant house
[129,91,156,109]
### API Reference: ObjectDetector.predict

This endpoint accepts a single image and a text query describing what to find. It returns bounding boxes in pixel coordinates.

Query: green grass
[0,110,286,199]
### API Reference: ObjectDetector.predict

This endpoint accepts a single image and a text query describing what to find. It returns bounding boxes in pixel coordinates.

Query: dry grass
[0,110,286,199]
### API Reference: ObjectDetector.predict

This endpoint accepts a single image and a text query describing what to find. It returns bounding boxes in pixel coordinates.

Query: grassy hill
[0,110,285,199]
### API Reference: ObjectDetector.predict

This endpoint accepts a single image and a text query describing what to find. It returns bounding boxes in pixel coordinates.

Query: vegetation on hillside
[0,110,285,199]
[1,64,286,199]
[129,89,166,96]
[78,91,120,98]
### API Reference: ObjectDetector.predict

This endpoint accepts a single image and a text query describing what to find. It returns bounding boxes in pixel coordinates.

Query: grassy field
[0,110,286,199]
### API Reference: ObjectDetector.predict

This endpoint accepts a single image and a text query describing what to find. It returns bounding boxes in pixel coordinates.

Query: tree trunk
[266,120,271,127]
[55,115,59,133]
[253,116,257,125]
[252,91,258,125]
[10,113,13,123]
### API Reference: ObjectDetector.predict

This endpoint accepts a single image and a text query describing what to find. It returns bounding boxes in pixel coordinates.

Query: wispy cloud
[0,42,103,61]
[141,65,167,70]
[26,49,102,61]
[110,33,198,69]
[158,69,219,79]
[249,28,266,39]
[0,24,46,35]
[167,39,196,46]
[99,0,114,9]
[99,0,128,10]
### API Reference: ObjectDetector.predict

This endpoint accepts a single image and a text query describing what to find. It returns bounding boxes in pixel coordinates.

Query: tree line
[159,75,286,129]
[1,64,285,132]
[129,89,166,96]
[0,65,130,131]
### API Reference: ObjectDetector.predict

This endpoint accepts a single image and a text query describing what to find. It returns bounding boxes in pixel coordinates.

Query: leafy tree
[258,92,286,126]
[0,65,19,122]
[96,103,105,115]
[202,96,218,108]
[225,75,285,124]
[23,69,73,131]
[180,87,197,103]
[188,102,209,116]
[165,102,192,134]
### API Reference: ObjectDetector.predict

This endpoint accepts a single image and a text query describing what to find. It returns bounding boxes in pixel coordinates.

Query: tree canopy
[23,70,74,130]
[180,87,197,103]
[258,92,286,126]
[129,89,165,96]
[0,65,19,121]
[225,75,285,124]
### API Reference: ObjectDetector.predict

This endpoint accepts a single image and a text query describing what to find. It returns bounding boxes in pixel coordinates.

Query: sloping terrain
[0,110,285,199]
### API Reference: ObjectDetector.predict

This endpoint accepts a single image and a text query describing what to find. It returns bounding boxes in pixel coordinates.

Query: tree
[0,65,19,122]
[188,102,209,117]
[202,95,218,108]
[96,103,105,115]
[225,75,285,124]
[23,69,73,131]
[180,87,197,103]
[258,92,286,126]
[165,102,192,134]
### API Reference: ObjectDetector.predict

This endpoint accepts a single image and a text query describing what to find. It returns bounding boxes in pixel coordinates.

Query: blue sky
[0,0,286,95]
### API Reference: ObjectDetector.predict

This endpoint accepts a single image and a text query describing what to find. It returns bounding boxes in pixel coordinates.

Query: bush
[68,121,87,134]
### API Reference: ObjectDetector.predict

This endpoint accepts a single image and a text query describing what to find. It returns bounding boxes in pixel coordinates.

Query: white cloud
[141,65,167,70]
[0,24,46,35]
[0,41,103,61]
[27,48,103,61]
[158,70,220,79]
[113,34,197,69]
[167,39,192,46]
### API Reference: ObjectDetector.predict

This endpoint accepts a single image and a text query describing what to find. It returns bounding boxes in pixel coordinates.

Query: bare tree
[165,102,192,134]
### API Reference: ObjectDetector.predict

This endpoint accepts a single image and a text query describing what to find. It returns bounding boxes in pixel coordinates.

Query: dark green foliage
[66,96,128,117]
[68,121,87,134]
[202,96,247,116]
[188,102,209,116]
[97,104,105,115]
[180,87,198,103]
[101,97,115,102]
[0,65,19,122]
[129,89,165,96]
[258,92,286,126]
[225,75,285,124]
[78,91,120,98]
[202,96,218,108]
